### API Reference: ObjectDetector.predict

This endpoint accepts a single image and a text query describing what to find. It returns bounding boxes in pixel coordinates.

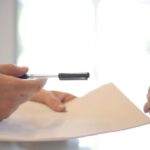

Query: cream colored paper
[0,83,150,141]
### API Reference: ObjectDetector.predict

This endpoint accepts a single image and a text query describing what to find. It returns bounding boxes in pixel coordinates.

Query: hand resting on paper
[0,64,76,121]
[144,87,150,113]
[31,89,76,112]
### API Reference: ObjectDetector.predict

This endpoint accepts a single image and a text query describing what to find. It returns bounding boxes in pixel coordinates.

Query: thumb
[19,78,47,93]
[0,64,28,77]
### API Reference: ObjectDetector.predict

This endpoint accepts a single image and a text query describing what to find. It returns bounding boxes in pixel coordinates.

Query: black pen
[19,72,90,80]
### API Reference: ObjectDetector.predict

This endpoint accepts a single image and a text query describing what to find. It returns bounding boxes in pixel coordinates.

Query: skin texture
[0,64,76,121]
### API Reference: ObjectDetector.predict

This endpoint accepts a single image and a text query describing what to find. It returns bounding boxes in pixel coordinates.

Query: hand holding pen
[0,64,89,120]
[0,64,47,121]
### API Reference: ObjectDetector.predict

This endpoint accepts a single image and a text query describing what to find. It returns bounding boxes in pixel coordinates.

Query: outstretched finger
[51,91,76,103]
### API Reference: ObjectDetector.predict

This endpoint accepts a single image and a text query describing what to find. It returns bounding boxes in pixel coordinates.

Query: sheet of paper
[0,83,150,141]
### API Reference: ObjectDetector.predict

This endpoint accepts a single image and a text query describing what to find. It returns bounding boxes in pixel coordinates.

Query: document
[0,83,149,141]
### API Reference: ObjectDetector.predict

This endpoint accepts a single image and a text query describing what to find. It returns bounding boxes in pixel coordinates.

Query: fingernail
[36,78,48,89]
[41,78,48,86]
[19,66,28,72]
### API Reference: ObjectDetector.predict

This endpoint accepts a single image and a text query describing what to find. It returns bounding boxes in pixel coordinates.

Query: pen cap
[58,72,90,80]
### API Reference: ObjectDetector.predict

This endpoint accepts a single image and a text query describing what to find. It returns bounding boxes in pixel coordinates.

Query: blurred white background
[17,0,150,110]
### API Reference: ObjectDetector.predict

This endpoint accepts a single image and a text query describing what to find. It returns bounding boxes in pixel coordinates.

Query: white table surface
[0,124,149,150]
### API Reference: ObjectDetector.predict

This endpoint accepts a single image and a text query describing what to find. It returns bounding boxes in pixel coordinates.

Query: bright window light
[17,0,150,108]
